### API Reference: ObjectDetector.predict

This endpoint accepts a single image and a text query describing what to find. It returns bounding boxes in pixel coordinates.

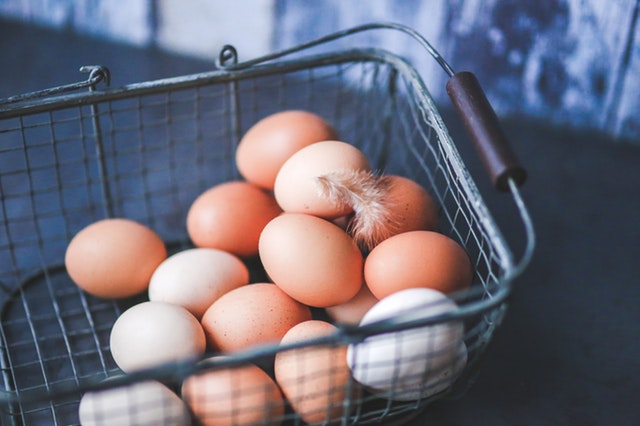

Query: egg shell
[187,180,282,258]
[78,380,190,426]
[109,301,206,373]
[273,140,371,219]
[325,284,378,326]
[65,218,167,299]
[347,288,467,401]
[258,213,364,307]
[148,248,249,319]
[274,320,357,424]
[377,175,439,238]
[201,283,312,353]
[235,110,339,190]
[364,230,473,299]
[182,359,284,426]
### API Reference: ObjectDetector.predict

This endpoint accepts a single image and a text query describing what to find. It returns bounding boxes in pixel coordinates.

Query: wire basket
[0,23,534,425]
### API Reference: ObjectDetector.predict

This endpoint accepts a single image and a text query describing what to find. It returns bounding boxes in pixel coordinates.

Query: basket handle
[223,21,527,192]
[446,71,527,192]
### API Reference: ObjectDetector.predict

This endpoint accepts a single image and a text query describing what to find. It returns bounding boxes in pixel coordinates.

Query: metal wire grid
[0,50,512,425]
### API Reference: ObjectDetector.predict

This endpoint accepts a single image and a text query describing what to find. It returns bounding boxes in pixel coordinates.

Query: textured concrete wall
[1,0,639,142]
[0,0,274,59]
[273,0,640,142]
[0,0,152,45]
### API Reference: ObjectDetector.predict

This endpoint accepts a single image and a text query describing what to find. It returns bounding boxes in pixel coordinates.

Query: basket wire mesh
[0,23,534,425]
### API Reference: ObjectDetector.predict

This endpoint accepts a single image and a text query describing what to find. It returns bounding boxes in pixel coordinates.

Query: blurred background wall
[1,0,638,143]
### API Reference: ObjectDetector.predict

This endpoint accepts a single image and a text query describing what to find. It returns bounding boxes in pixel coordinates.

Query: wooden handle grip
[446,71,527,191]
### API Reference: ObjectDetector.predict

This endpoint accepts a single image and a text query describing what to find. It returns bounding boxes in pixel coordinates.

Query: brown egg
[235,110,339,190]
[273,141,371,219]
[187,181,282,258]
[325,284,378,326]
[200,283,311,353]
[375,175,439,238]
[309,172,440,251]
[65,218,166,299]
[258,213,363,307]
[274,320,357,425]
[182,359,284,426]
[364,230,473,299]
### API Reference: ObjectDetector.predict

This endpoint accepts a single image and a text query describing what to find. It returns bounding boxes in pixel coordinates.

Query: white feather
[316,170,400,251]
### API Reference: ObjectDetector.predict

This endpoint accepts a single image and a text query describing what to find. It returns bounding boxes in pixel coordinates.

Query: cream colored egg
[273,140,371,219]
[347,288,467,401]
[78,380,190,426]
[109,301,206,373]
[148,248,249,319]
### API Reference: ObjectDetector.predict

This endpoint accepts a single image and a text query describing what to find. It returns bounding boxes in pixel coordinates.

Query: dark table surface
[2,19,639,426]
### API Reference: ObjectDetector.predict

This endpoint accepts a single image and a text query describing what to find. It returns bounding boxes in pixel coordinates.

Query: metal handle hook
[79,65,111,87]
[217,45,239,69]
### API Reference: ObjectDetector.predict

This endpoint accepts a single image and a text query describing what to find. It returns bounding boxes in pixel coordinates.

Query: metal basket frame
[0,22,534,425]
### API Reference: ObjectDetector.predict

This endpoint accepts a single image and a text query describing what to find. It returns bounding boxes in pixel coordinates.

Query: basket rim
[0,47,416,118]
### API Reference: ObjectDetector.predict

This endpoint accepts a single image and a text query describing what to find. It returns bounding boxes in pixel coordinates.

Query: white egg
[109,301,206,373]
[78,380,191,426]
[148,248,249,319]
[347,288,467,401]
